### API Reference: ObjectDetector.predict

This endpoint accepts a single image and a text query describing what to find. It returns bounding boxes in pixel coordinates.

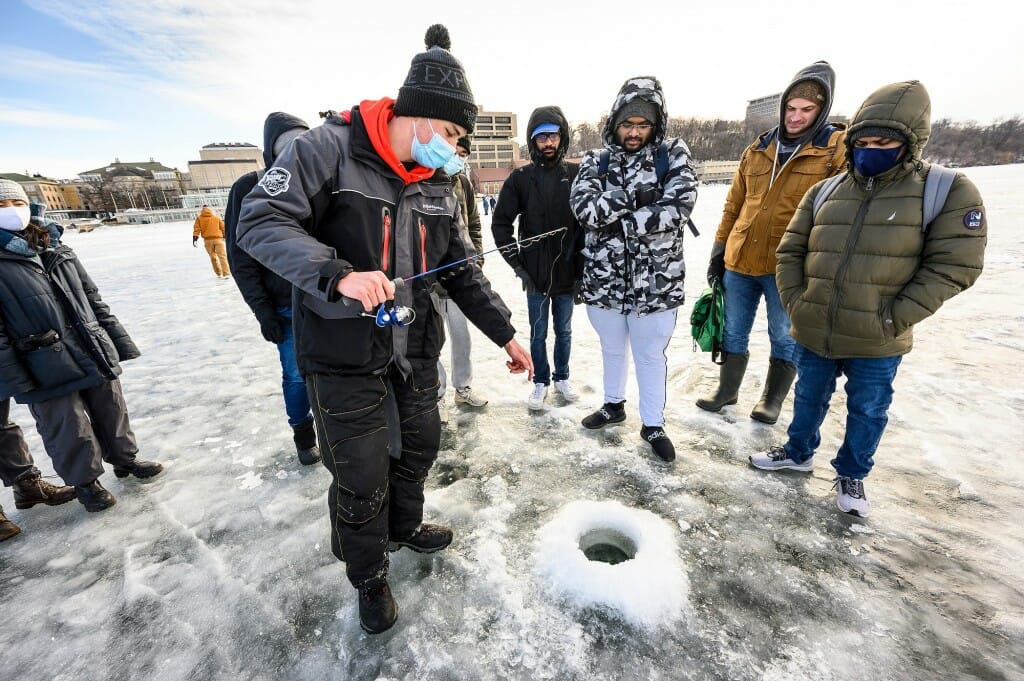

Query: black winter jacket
[492,105,581,296]
[0,230,139,404]
[236,101,515,378]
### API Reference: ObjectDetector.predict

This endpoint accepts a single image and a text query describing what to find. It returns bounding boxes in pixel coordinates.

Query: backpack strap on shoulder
[811,171,848,222]
[923,164,957,231]
[597,149,610,188]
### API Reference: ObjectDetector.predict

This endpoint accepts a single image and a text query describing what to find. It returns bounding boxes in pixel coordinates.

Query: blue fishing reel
[365,302,416,328]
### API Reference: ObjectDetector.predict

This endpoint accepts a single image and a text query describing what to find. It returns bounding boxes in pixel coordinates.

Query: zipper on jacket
[825,182,874,357]
[419,219,428,275]
[381,207,391,273]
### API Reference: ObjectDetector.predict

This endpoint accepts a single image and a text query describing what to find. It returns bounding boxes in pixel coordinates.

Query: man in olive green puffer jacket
[749,80,987,518]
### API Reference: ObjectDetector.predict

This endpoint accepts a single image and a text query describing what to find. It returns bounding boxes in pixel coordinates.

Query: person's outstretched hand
[503,339,534,382]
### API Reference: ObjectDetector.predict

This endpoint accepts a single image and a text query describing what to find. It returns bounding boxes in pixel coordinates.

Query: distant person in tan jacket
[192,205,230,278]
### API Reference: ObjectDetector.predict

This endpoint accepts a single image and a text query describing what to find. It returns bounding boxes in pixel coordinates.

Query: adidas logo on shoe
[640,425,675,462]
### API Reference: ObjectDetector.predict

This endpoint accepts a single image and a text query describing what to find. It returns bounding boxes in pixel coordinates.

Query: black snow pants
[307,360,442,588]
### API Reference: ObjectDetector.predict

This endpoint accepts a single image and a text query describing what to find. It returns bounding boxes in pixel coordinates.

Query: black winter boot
[292,419,321,466]
[75,480,117,512]
[113,459,164,479]
[0,506,20,542]
[13,474,76,509]
[581,401,627,430]
[696,352,749,412]
[388,523,453,553]
[750,357,798,424]
[357,579,398,634]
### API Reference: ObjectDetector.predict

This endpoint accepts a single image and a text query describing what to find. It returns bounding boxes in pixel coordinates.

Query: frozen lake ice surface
[2,165,1023,681]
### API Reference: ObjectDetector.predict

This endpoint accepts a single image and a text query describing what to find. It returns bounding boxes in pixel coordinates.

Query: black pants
[0,398,37,487]
[308,361,441,588]
[27,379,139,486]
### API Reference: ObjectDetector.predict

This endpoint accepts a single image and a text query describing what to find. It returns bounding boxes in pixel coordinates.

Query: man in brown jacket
[698,61,846,424]
[192,205,231,278]
[750,80,986,518]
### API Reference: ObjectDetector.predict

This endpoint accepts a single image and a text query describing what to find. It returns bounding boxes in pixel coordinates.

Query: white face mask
[0,205,30,232]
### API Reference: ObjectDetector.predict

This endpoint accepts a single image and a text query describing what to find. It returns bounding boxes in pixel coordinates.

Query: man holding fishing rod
[237,25,531,635]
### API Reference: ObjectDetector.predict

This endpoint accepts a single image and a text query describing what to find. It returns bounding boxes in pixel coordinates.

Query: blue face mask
[852,146,904,177]
[410,120,457,169]
[443,153,465,176]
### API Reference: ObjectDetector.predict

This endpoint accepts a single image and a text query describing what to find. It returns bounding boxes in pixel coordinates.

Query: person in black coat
[492,105,582,411]
[0,181,162,512]
[225,113,320,466]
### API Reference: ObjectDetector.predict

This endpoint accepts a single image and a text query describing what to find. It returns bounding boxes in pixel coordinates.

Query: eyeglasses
[618,122,654,132]
[533,132,560,143]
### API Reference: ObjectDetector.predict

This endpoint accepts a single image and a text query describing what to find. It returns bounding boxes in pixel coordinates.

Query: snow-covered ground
[2,165,1022,681]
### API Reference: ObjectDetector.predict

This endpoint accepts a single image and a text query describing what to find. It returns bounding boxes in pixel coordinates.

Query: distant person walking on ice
[481,195,489,216]
[749,80,987,518]
[193,204,231,278]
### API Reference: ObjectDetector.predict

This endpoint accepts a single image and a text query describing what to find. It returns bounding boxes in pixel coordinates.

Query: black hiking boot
[357,579,398,634]
[641,425,676,462]
[75,480,117,512]
[388,523,453,554]
[581,401,627,430]
[113,459,164,479]
[13,474,76,509]
[292,419,321,466]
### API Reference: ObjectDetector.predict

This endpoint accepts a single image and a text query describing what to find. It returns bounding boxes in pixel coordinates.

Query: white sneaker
[527,383,548,411]
[454,386,488,408]
[437,396,448,425]
[552,379,580,403]
[833,477,871,517]
[749,445,813,472]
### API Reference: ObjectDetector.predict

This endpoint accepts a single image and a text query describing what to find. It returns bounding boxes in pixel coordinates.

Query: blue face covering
[410,120,457,169]
[852,146,904,177]
[443,153,465,176]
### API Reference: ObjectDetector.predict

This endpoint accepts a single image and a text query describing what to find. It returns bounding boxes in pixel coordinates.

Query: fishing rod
[362,226,568,327]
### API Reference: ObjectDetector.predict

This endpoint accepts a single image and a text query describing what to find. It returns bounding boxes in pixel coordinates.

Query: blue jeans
[784,344,902,479]
[276,306,313,428]
[722,269,794,361]
[526,292,574,385]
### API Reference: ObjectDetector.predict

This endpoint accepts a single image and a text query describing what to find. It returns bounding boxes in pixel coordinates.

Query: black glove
[707,242,726,286]
[514,266,536,293]
[192,236,199,248]
[256,310,286,344]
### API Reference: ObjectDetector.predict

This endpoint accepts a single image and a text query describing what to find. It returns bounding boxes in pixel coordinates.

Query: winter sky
[2,0,1023,180]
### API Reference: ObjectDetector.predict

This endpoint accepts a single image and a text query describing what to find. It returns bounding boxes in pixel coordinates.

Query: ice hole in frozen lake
[533,499,688,629]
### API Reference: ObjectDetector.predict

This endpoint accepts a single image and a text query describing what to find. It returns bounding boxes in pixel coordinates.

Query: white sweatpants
[437,297,473,398]
[586,305,678,427]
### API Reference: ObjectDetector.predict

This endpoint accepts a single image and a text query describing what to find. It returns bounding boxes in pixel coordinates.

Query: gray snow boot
[750,357,798,424]
[696,352,749,412]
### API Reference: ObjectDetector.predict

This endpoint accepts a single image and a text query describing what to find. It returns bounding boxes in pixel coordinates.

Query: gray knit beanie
[0,179,29,204]
[615,98,659,128]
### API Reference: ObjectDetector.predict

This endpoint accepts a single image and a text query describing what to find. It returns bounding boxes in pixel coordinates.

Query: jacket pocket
[21,341,87,388]
[877,296,897,342]
[84,322,119,371]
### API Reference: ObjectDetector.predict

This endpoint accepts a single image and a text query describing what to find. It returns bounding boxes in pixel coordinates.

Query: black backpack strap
[597,149,610,189]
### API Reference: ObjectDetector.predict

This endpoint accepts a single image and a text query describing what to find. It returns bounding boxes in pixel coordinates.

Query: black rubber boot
[75,480,117,512]
[358,579,398,634]
[750,357,798,424]
[696,352,749,412]
[292,419,321,466]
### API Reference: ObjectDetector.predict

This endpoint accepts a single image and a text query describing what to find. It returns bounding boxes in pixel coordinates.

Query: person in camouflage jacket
[570,76,699,462]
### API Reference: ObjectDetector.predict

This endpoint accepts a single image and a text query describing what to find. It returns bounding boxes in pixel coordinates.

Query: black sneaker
[581,401,626,430]
[641,425,676,462]
[388,523,453,554]
[357,579,398,634]
[75,480,117,512]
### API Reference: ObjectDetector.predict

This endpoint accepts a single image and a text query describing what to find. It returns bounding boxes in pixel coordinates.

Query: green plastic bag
[690,276,725,364]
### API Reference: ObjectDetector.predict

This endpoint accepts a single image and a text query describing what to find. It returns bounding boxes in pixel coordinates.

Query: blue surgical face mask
[852,146,904,177]
[410,120,457,169]
[443,153,466,176]
[0,205,30,232]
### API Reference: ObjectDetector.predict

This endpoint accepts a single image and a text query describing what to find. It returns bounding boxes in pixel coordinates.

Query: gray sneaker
[528,383,548,411]
[749,445,813,472]
[833,477,871,517]
[454,386,488,408]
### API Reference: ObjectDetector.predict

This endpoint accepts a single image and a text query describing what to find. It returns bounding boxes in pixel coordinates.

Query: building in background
[0,172,68,210]
[187,143,263,191]
[469,106,520,197]
[76,159,185,214]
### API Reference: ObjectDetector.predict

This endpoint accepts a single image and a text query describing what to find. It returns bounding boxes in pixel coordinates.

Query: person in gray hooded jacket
[570,76,698,462]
